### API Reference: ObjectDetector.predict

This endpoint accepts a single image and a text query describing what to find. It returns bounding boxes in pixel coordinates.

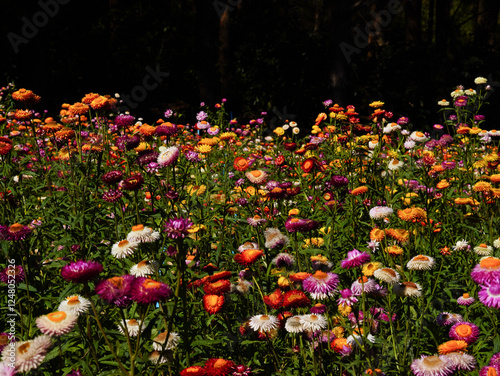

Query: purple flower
[185,150,200,162]
[0,265,25,284]
[340,249,371,269]
[285,217,319,233]
[136,150,159,166]
[478,280,500,309]
[155,124,178,137]
[302,271,339,300]
[116,135,140,151]
[455,96,468,107]
[164,109,173,118]
[337,288,358,306]
[95,274,136,307]
[329,175,349,188]
[271,253,295,268]
[164,217,193,239]
[0,224,32,241]
[61,260,103,283]
[130,277,173,304]
[102,189,123,203]
[323,99,333,107]
[196,111,208,121]
[101,170,123,185]
[350,277,377,295]
[67,370,83,376]
[119,173,144,191]
[115,114,135,129]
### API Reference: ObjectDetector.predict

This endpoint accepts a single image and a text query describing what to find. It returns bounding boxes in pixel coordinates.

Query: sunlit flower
[407,255,435,270]
[303,270,339,300]
[285,217,319,233]
[436,312,463,326]
[248,314,279,333]
[61,260,103,283]
[299,314,327,332]
[471,257,500,284]
[369,206,393,220]
[478,280,500,309]
[282,289,311,309]
[0,223,32,241]
[445,352,476,371]
[2,335,52,373]
[130,260,159,277]
[127,224,160,243]
[180,366,206,376]
[337,288,358,306]
[111,240,139,259]
[340,249,371,269]
[285,316,304,333]
[163,217,193,239]
[473,243,493,256]
[117,319,145,337]
[272,253,295,268]
[457,293,475,306]
[152,331,180,350]
[410,355,454,376]
[36,311,77,336]
[204,358,235,376]
[245,170,267,184]
[264,228,289,249]
[394,282,422,298]
[95,275,136,307]
[351,276,377,295]
[449,322,480,344]
[373,268,400,284]
[362,261,382,277]
[0,265,25,284]
[131,277,172,304]
[203,294,225,314]
[157,146,179,167]
[438,340,468,355]
[58,295,91,316]
[234,248,264,266]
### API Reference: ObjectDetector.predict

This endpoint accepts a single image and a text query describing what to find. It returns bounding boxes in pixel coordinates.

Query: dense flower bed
[0,77,500,376]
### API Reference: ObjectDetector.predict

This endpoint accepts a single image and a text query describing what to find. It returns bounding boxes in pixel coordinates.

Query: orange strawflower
[438,340,468,355]
[203,294,225,314]
[234,249,264,266]
[351,186,369,196]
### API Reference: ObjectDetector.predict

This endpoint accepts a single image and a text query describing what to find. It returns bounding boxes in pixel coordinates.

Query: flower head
[61,260,103,283]
[35,311,77,336]
[57,295,91,316]
[449,322,480,344]
[95,275,136,307]
[302,270,339,300]
[2,335,52,373]
[234,249,264,266]
[127,224,160,243]
[0,224,31,241]
[130,277,172,304]
[157,146,179,167]
[410,355,454,376]
[164,217,193,239]
[204,358,235,376]
[340,249,371,269]
[0,265,25,284]
[478,280,500,309]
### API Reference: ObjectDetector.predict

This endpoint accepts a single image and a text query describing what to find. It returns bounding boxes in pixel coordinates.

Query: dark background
[1,0,499,131]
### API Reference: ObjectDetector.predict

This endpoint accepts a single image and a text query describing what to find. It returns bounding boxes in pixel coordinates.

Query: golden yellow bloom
[288,208,300,216]
[332,326,345,338]
[469,127,482,135]
[436,180,450,189]
[198,137,218,146]
[483,153,499,162]
[278,276,290,288]
[196,144,212,153]
[385,245,403,255]
[362,261,382,277]
[273,127,285,136]
[219,132,236,140]
[369,101,385,108]
[319,227,331,235]
[338,303,352,316]
[303,238,325,248]
[473,160,488,169]
[310,254,328,262]
[473,181,492,192]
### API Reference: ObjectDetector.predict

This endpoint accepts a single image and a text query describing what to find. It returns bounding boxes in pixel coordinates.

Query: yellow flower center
[422,356,443,368]
[9,223,24,233]
[413,255,429,261]
[260,315,270,321]
[314,270,328,280]
[480,257,500,269]
[250,170,262,177]
[127,319,138,325]
[66,296,80,305]
[463,293,470,299]
[132,224,144,231]
[47,311,67,323]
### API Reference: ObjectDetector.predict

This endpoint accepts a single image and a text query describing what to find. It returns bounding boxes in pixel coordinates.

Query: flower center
[487,367,498,376]
[382,268,396,277]
[143,279,161,289]
[414,255,429,261]
[310,315,318,321]
[118,240,130,247]
[138,260,149,268]
[422,356,443,367]
[260,315,270,321]
[47,311,67,322]
[463,293,470,299]
[314,270,328,280]
[415,132,424,137]
[127,319,138,326]
[480,257,500,269]
[250,170,262,177]
[404,282,418,289]
[0,335,8,345]
[358,276,368,283]
[66,296,80,305]
[18,342,31,354]
[455,324,472,337]
[109,276,124,288]
[213,359,227,369]
[479,243,488,248]
[132,224,144,231]
[9,223,24,233]
[489,284,500,296]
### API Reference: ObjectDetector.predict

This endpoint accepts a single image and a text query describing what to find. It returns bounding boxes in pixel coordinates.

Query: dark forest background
[1,0,500,131]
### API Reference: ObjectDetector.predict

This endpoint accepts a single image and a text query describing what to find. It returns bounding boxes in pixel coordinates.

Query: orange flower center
[422,356,443,367]
[127,319,138,325]
[404,282,418,289]
[309,315,318,321]
[314,270,328,280]
[479,243,488,248]
[463,293,470,299]
[9,223,24,233]
[0,335,8,346]
[381,268,396,277]
[237,159,247,167]
[415,132,424,137]
[290,218,300,223]
[109,276,124,288]
[213,359,228,369]
[118,240,130,247]
[455,324,473,337]
[480,257,500,268]
[18,342,31,354]
[250,170,262,177]
[260,315,270,321]
[132,224,144,231]
[143,279,162,290]
[47,311,67,322]
[487,367,498,376]
[66,296,80,305]
[138,260,149,268]
[413,255,429,261]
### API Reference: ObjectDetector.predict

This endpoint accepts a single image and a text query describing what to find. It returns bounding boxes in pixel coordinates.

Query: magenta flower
[350,276,377,295]
[164,217,193,239]
[119,173,144,191]
[0,223,32,241]
[95,275,136,307]
[471,257,500,284]
[102,189,123,203]
[61,260,103,283]
[302,270,339,300]
[337,289,358,306]
[285,217,319,233]
[130,277,172,304]
[478,280,500,309]
[115,114,135,129]
[101,170,123,185]
[155,124,178,137]
[0,265,25,284]
[449,321,480,344]
[340,249,371,269]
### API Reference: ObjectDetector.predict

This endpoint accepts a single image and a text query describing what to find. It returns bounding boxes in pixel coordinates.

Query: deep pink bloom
[119,173,144,191]
[115,114,135,128]
[449,321,480,344]
[478,280,500,309]
[0,223,32,241]
[302,270,339,300]
[350,277,377,295]
[130,277,173,304]
[61,260,103,283]
[164,217,193,239]
[102,189,123,203]
[0,265,25,284]
[479,365,500,376]
[285,217,319,233]
[471,257,500,284]
[101,170,123,185]
[95,274,136,307]
[340,249,371,269]
[337,288,358,306]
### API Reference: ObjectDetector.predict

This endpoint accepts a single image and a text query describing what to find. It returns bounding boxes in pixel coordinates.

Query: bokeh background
[1,0,500,131]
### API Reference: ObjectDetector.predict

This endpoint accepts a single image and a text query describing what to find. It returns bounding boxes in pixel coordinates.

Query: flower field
[1,77,500,376]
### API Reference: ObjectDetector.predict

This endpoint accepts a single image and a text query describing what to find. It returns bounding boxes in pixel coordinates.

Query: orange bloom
[245,170,267,184]
[473,181,492,192]
[385,245,403,255]
[301,158,316,173]
[208,271,232,282]
[12,88,35,102]
[180,366,206,376]
[203,279,231,295]
[234,249,264,266]
[454,198,479,205]
[282,289,311,309]
[233,157,248,171]
[351,186,368,196]
[315,113,327,125]
[397,208,415,221]
[263,289,284,309]
[289,272,311,282]
[436,180,450,189]
[385,228,409,243]
[203,294,225,314]
[139,124,157,137]
[438,340,468,355]
[489,174,500,183]
[331,338,351,353]
[370,228,385,242]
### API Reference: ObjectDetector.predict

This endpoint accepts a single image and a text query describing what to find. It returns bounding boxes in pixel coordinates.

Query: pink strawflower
[95,275,136,307]
[302,270,339,300]
[130,277,173,304]
[457,293,475,306]
[61,260,103,283]
[0,265,25,284]
[410,355,454,376]
[340,249,371,269]
[0,223,31,241]
[337,289,358,306]
[471,257,500,284]
[449,322,480,344]
[478,280,500,309]
[350,276,377,295]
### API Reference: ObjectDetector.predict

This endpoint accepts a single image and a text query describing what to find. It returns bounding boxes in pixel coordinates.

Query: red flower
[203,294,225,314]
[180,366,206,376]
[233,157,249,171]
[263,289,284,309]
[204,358,235,376]
[208,271,232,282]
[283,142,297,151]
[204,279,231,295]
[301,158,316,173]
[282,289,311,309]
[275,155,286,166]
[0,137,13,155]
[234,249,264,266]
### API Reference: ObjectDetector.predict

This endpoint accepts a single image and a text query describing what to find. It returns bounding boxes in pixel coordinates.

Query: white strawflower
[474,77,487,85]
